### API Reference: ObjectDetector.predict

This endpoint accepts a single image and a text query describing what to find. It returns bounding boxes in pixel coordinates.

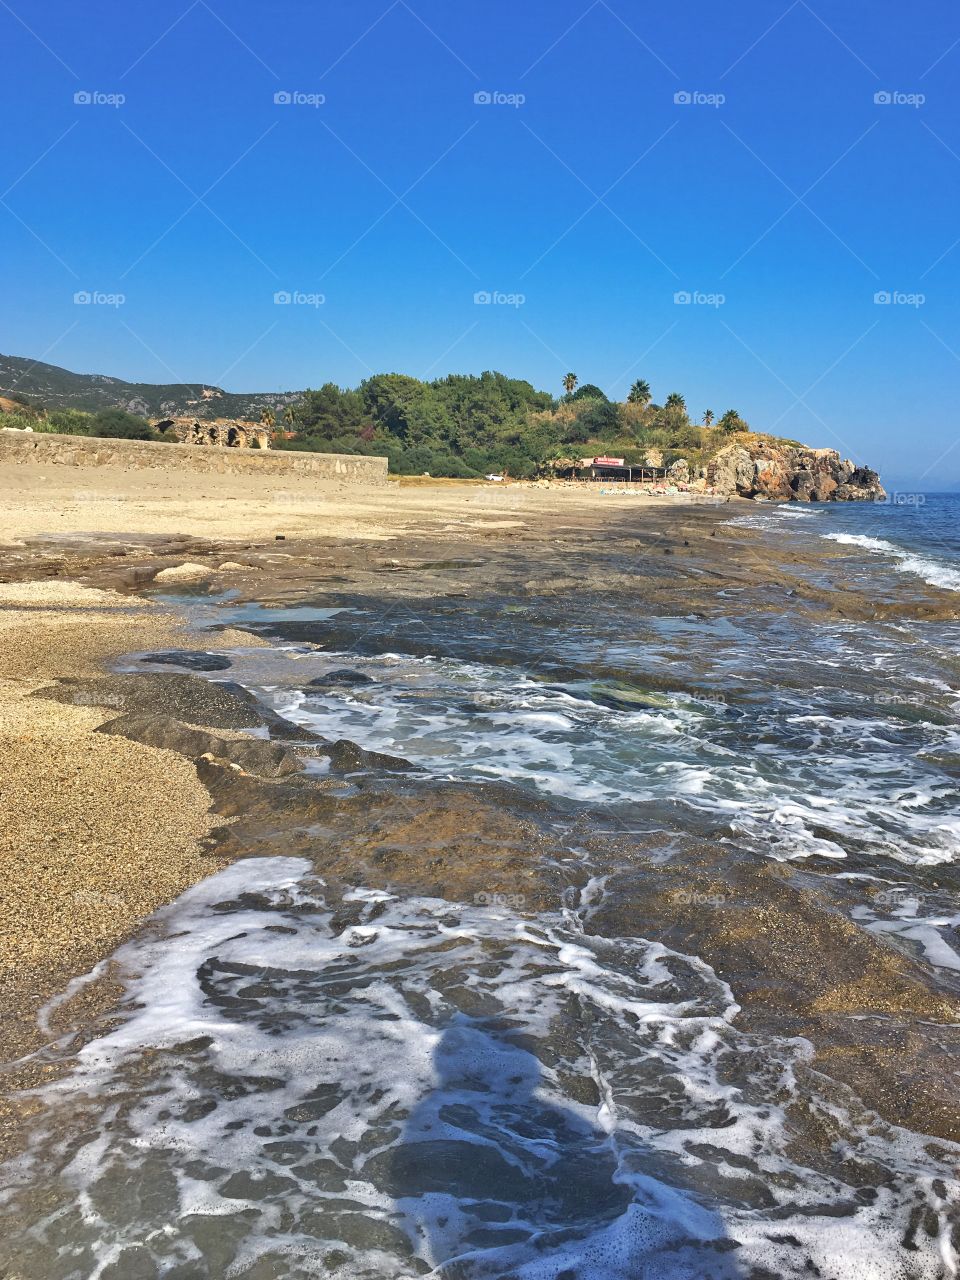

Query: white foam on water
[254,651,960,866]
[727,504,824,529]
[852,898,960,972]
[1,857,957,1279]
[824,532,960,593]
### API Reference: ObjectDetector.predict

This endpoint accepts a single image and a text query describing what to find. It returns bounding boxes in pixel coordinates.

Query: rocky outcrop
[706,439,884,502]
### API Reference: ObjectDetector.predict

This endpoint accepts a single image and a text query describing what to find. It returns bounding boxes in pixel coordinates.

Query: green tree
[568,399,621,442]
[628,379,651,406]
[665,392,686,411]
[703,409,714,427]
[570,383,608,402]
[562,372,578,396]
[260,407,276,428]
[297,384,367,439]
[719,409,748,432]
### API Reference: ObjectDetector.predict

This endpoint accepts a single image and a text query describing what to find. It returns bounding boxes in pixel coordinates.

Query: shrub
[44,408,93,435]
[88,409,155,440]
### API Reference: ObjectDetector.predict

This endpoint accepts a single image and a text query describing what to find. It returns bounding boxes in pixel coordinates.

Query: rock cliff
[706,439,884,502]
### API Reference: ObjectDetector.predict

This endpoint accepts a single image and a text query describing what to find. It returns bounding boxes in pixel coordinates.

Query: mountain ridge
[0,353,298,420]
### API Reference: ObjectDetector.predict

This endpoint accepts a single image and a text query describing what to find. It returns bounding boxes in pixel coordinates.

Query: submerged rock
[308,669,375,689]
[140,650,232,673]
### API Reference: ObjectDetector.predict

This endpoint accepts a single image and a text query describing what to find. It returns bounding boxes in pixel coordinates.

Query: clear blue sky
[2,0,958,486]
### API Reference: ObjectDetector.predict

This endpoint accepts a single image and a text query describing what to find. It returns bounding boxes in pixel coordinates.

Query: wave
[728,504,824,529]
[822,532,960,592]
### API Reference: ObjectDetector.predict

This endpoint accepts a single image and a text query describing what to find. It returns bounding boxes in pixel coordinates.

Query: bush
[0,411,41,432]
[87,409,155,440]
[44,408,93,435]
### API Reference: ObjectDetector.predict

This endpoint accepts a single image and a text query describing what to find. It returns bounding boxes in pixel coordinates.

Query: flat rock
[154,562,213,583]
[140,651,232,673]
[97,713,303,777]
[35,673,266,730]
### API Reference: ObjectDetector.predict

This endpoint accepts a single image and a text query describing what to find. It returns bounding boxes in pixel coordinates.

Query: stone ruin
[153,418,271,450]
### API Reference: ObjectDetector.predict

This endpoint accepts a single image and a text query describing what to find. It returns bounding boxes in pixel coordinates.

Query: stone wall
[0,429,388,484]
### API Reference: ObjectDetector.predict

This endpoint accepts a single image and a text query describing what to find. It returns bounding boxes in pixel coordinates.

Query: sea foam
[824,531,960,592]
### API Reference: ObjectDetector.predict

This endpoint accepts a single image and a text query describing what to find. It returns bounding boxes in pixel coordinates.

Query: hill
[0,354,883,498]
[0,354,298,420]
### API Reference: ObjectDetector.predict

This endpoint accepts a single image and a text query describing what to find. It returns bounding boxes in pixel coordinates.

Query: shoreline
[2,460,959,1157]
[0,469,734,1082]
[0,581,268,1093]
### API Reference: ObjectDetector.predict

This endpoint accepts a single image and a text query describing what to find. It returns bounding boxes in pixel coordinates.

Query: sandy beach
[0,465,707,1057]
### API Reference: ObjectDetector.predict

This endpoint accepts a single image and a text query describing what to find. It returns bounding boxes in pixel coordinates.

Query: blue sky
[2,0,958,486]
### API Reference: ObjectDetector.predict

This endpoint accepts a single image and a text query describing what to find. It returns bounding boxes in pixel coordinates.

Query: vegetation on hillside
[1,356,766,476]
[275,371,755,478]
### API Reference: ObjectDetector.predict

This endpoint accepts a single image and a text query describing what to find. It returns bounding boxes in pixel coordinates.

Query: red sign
[593,456,626,467]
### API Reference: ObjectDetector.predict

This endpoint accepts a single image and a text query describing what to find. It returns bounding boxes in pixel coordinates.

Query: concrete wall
[0,429,389,484]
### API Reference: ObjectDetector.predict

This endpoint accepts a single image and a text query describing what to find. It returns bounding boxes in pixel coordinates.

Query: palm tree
[562,373,578,397]
[283,405,297,429]
[719,409,745,432]
[628,379,651,406]
[260,407,276,428]
[665,392,686,411]
[703,409,714,427]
